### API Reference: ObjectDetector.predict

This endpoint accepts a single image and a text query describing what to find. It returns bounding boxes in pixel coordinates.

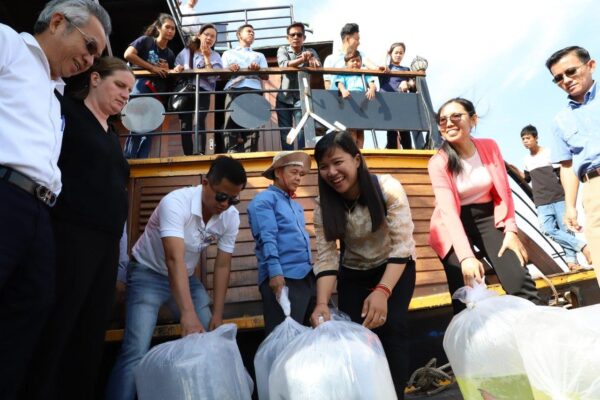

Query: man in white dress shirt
[221,23,268,153]
[0,1,110,397]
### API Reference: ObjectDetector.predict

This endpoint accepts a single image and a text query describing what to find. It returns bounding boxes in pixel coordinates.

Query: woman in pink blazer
[428,97,540,314]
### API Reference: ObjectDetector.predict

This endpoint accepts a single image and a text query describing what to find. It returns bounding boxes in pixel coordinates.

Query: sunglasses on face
[288,32,304,38]
[214,192,240,205]
[552,63,586,84]
[438,112,467,127]
[64,15,99,57]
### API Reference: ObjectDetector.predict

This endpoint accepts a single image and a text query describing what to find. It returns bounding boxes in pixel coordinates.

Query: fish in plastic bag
[515,304,600,399]
[254,287,311,400]
[134,323,253,400]
[443,280,536,400]
[268,316,397,400]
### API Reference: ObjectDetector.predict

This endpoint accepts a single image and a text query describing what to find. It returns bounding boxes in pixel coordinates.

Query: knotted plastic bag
[268,315,397,400]
[254,287,310,400]
[443,280,535,400]
[134,323,253,400]
[515,304,600,399]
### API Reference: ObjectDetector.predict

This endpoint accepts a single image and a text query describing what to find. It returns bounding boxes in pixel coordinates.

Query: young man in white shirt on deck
[106,156,247,400]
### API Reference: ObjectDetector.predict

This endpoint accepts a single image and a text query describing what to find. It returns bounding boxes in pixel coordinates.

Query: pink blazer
[428,138,518,262]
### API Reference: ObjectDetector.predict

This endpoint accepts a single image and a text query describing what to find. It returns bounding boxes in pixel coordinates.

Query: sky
[194,0,600,165]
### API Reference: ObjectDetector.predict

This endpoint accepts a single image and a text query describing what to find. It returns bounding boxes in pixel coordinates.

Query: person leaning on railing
[123,13,177,159]
[172,23,222,155]
[276,22,321,151]
[220,23,268,153]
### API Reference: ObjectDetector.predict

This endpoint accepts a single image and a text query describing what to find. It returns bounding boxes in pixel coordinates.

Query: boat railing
[165,1,297,50]
[122,66,440,157]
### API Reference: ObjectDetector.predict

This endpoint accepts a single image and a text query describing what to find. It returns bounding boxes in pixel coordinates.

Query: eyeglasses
[214,191,240,205]
[438,113,468,127]
[64,15,99,57]
[208,182,240,205]
[288,32,304,38]
[552,64,586,84]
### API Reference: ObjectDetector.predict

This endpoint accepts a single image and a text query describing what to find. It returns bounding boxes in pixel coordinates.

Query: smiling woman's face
[437,101,476,144]
[318,146,361,198]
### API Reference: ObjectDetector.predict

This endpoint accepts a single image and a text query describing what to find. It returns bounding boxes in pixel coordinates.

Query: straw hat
[262,151,311,180]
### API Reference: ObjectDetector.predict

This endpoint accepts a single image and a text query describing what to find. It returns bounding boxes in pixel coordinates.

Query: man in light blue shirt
[221,24,268,153]
[547,45,600,285]
[247,151,315,334]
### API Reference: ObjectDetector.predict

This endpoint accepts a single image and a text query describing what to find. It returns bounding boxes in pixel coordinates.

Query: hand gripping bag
[134,323,253,400]
[515,304,600,399]
[254,287,310,400]
[268,316,397,400]
[442,281,536,400]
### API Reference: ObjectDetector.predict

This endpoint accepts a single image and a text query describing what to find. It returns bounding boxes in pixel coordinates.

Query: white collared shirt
[132,185,240,276]
[221,46,268,90]
[0,24,65,194]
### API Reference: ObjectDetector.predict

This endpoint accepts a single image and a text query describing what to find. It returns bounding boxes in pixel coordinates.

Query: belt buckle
[35,185,57,207]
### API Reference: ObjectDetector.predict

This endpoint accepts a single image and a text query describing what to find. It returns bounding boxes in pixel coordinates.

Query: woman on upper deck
[123,13,177,159]
[310,131,416,399]
[173,23,222,155]
[21,57,134,400]
[428,97,541,314]
[380,42,418,149]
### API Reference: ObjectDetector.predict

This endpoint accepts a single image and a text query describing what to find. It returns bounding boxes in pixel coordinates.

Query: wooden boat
[4,1,599,396]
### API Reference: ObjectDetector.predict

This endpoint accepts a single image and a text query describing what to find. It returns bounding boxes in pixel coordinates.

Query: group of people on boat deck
[2,0,600,399]
[122,14,422,158]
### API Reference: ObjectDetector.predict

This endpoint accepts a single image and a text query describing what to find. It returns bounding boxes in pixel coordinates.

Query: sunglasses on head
[552,63,586,84]
[64,15,99,57]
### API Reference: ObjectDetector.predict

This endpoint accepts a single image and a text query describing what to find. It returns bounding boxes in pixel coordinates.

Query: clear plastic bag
[134,323,253,400]
[268,316,397,400]
[443,280,536,400]
[515,304,600,399]
[254,287,311,400]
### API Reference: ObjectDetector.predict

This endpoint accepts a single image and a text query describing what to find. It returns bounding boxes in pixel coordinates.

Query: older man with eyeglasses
[547,45,600,286]
[106,156,246,400]
[0,1,110,398]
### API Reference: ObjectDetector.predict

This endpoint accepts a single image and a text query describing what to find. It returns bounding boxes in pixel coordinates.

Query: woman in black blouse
[22,57,135,400]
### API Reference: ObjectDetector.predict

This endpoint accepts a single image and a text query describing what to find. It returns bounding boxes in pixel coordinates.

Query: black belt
[583,167,600,182]
[0,165,57,207]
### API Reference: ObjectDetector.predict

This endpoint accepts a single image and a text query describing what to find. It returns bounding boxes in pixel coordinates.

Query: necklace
[344,197,359,213]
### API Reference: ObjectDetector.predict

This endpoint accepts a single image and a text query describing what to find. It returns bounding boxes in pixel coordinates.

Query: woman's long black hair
[436,97,477,175]
[314,131,386,242]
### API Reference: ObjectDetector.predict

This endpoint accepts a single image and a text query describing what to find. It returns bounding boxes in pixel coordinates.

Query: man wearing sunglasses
[276,22,321,151]
[546,46,600,286]
[0,1,110,398]
[107,156,247,400]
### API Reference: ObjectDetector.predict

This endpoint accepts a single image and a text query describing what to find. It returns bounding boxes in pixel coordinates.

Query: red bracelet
[374,284,392,298]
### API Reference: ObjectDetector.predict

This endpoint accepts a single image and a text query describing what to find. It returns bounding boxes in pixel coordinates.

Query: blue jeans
[105,261,212,400]
[123,79,155,159]
[538,200,585,263]
[276,98,304,150]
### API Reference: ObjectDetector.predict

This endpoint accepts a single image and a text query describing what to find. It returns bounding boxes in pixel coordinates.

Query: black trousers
[441,202,541,315]
[20,219,120,400]
[0,179,55,400]
[337,261,416,400]
[259,272,316,336]
[179,89,211,155]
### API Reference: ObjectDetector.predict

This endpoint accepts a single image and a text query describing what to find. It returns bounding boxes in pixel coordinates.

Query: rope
[406,358,455,395]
